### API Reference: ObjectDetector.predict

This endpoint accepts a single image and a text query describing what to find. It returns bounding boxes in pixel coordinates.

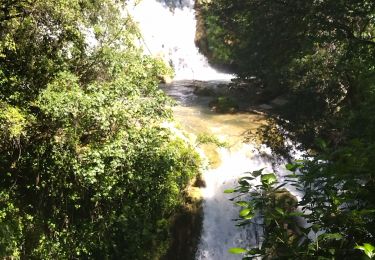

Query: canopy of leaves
[0,0,197,259]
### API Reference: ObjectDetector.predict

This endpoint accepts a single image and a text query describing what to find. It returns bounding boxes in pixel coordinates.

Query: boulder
[193,86,216,96]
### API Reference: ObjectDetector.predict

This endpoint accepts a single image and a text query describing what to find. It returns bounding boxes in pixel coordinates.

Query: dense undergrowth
[0,1,200,259]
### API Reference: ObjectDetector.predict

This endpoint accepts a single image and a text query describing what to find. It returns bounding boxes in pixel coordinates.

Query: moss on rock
[208,96,239,113]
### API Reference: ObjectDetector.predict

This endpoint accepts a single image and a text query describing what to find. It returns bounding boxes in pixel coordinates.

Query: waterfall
[196,146,266,260]
[129,1,303,259]
[128,0,233,81]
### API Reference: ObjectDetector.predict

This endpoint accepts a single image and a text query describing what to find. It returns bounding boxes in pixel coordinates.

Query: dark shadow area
[163,177,204,260]
[163,200,203,260]
[156,0,193,10]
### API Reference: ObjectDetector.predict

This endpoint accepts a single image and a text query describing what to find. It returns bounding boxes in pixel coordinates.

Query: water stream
[129,1,301,259]
[160,82,303,260]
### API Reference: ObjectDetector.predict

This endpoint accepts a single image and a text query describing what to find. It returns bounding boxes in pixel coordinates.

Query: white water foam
[195,144,304,260]
[196,145,264,260]
[128,0,233,81]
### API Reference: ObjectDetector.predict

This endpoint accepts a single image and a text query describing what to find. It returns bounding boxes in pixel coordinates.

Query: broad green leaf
[239,208,251,217]
[312,224,320,233]
[236,201,249,207]
[239,187,250,193]
[261,173,277,185]
[228,247,247,254]
[238,179,250,186]
[242,215,253,220]
[285,162,303,172]
[364,243,375,252]
[355,243,375,258]
[286,163,297,171]
[224,189,235,193]
[251,168,265,177]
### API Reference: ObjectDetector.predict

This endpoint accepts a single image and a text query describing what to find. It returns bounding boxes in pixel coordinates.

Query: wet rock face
[192,81,231,98]
[264,189,305,258]
[273,188,298,212]
[193,85,217,96]
[162,79,289,117]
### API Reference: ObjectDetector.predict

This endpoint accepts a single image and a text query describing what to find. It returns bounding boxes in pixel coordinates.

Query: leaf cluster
[227,164,375,259]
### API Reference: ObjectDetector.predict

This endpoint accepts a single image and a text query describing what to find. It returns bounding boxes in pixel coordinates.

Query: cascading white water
[129,1,303,259]
[128,0,233,81]
[195,146,269,260]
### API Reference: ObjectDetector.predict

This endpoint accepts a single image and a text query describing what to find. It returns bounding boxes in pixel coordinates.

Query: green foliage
[199,0,374,94]
[196,133,228,147]
[0,102,28,141]
[228,247,247,254]
[208,96,239,113]
[195,0,236,71]
[205,1,375,258]
[0,190,22,258]
[0,0,199,259]
[229,168,305,258]
[227,165,375,259]
[355,243,375,259]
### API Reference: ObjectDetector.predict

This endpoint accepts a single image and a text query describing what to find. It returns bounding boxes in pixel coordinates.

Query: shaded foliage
[201,0,375,257]
[227,167,374,259]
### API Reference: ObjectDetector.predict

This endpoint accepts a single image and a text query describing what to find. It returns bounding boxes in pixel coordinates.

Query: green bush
[0,1,200,258]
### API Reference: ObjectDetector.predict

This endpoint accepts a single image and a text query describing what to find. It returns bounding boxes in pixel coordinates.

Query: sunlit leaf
[261,173,277,185]
[355,243,375,258]
[236,201,248,207]
[228,247,247,254]
[240,208,251,217]
[286,162,303,172]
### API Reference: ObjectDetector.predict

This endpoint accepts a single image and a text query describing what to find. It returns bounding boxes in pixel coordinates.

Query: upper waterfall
[128,0,233,81]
